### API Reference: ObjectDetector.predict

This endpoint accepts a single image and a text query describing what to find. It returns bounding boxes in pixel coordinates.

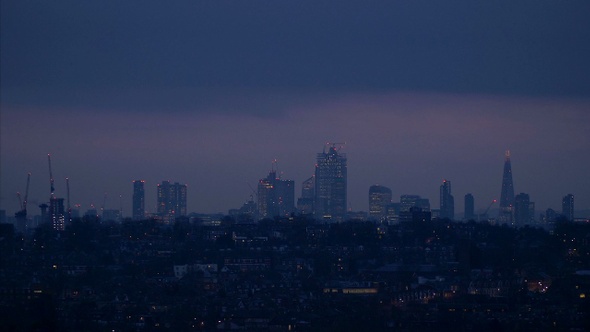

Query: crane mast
[23,172,31,212]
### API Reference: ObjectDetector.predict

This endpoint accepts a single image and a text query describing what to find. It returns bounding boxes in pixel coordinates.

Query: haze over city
[2,1,590,217]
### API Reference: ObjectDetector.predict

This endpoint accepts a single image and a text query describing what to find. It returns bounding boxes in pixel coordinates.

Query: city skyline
[0,148,587,221]
[2,1,590,218]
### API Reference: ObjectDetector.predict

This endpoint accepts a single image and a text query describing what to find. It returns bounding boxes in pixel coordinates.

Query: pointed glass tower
[499,150,515,224]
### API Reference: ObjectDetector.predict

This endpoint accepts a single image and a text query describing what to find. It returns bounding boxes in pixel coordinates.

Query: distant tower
[157,181,187,222]
[132,180,145,221]
[499,150,515,223]
[562,194,574,221]
[257,169,295,219]
[369,185,392,221]
[464,193,475,220]
[314,143,347,222]
[49,197,65,231]
[514,193,531,226]
[439,179,454,220]
[296,176,315,215]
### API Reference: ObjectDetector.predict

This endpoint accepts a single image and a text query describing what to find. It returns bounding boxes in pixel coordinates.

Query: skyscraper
[464,193,475,220]
[296,176,315,215]
[562,194,574,221]
[257,170,295,219]
[49,197,65,231]
[132,180,145,221]
[499,150,515,224]
[400,195,430,212]
[157,181,187,222]
[314,144,347,222]
[514,193,531,226]
[369,185,392,221]
[439,179,454,220]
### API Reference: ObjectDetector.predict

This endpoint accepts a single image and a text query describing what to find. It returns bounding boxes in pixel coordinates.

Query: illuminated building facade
[314,144,347,222]
[50,197,65,231]
[157,181,187,221]
[257,170,295,219]
[368,185,392,221]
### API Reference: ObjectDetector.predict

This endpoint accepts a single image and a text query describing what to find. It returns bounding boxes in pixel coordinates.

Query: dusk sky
[2,1,590,217]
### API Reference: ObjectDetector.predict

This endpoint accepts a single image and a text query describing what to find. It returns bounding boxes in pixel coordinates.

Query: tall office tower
[499,150,515,223]
[514,193,531,226]
[562,194,574,221]
[439,179,454,220]
[257,170,295,219]
[49,197,65,231]
[464,193,475,220]
[399,195,430,212]
[157,181,187,221]
[297,176,315,215]
[369,185,392,221]
[314,144,347,222]
[132,180,145,221]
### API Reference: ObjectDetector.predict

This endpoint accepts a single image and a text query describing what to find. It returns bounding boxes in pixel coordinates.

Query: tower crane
[15,172,31,232]
[480,199,497,221]
[23,173,31,212]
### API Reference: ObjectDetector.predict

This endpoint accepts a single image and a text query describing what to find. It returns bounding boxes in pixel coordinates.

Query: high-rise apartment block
[369,185,392,221]
[132,180,145,221]
[439,179,454,220]
[157,181,187,222]
[562,194,574,221]
[314,144,347,222]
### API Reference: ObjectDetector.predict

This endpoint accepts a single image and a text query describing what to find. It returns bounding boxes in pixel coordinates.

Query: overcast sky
[2,1,590,217]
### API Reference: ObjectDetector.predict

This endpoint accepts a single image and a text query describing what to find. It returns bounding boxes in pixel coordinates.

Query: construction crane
[479,199,497,221]
[16,192,22,211]
[15,172,31,232]
[48,154,55,199]
[324,142,345,151]
[23,173,31,212]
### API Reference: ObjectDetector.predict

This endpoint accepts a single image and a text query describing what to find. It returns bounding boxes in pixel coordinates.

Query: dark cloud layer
[2,0,590,113]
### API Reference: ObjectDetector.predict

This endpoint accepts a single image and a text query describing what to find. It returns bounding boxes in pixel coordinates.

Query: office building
[257,170,295,219]
[297,176,315,215]
[314,144,347,222]
[514,193,532,226]
[464,193,475,220]
[132,180,145,221]
[439,179,454,220]
[369,185,392,221]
